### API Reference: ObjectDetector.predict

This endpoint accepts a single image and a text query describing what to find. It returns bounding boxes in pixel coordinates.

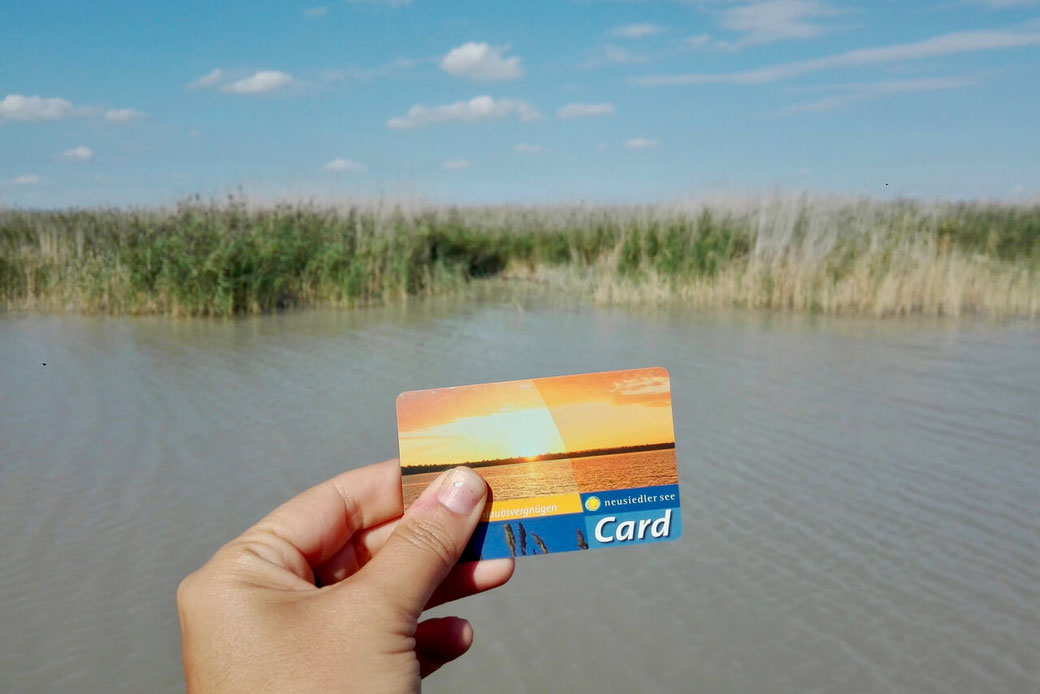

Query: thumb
[358,467,487,617]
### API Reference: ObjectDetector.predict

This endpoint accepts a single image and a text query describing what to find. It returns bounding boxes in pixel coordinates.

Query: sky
[397,368,674,467]
[2,0,1039,208]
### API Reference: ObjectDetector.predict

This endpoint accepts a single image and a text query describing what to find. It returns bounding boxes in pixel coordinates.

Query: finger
[426,558,515,609]
[238,459,402,580]
[316,521,515,602]
[314,519,398,586]
[415,617,473,679]
[355,467,486,617]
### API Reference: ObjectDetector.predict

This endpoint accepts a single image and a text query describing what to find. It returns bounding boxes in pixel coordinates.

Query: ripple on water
[1,306,1038,693]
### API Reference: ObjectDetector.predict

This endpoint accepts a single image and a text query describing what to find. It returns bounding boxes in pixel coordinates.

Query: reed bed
[1,195,1037,317]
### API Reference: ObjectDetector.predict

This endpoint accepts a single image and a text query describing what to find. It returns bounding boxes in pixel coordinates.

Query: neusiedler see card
[396,367,682,561]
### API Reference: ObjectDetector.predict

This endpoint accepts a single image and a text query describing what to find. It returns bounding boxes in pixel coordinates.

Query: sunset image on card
[397,367,681,560]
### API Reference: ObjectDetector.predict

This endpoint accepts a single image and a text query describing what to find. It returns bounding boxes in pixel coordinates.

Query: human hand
[176,460,514,694]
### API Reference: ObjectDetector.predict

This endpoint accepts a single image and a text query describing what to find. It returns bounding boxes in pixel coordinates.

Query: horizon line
[401,441,676,474]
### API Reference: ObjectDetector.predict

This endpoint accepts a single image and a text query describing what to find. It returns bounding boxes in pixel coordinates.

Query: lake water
[2,292,1038,693]
[402,449,680,506]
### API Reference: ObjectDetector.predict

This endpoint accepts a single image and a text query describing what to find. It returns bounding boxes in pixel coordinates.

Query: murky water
[2,294,1038,693]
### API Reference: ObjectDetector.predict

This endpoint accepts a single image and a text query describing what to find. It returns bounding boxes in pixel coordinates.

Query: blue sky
[2,0,1039,207]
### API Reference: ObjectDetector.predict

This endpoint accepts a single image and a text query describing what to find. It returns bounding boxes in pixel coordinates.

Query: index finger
[247,458,403,571]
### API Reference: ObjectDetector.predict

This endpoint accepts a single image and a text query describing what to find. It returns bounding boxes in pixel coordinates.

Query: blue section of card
[462,513,589,561]
[584,507,681,549]
[461,484,682,561]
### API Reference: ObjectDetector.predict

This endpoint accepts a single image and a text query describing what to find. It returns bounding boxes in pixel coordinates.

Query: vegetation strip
[2,196,1037,317]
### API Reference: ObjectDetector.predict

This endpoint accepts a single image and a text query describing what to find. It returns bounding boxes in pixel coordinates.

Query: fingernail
[437,467,485,515]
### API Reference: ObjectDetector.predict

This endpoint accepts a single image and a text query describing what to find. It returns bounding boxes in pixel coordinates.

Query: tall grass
[1,195,1037,317]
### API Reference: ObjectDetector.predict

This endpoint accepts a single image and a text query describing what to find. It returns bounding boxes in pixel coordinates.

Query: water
[2,295,1038,693]
[402,449,680,505]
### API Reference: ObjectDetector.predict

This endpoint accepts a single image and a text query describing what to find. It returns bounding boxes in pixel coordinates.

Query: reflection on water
[403,449,679,506]
[569,449,678,493]
[1,295,1038,694]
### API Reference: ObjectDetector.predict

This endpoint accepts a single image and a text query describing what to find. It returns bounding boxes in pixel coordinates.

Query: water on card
[402,449,680,506]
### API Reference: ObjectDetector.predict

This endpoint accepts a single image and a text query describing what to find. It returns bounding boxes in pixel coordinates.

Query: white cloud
[60,145,94,162]
[780,76,978,114]
[14,174,40,185]
[222,71,293,94]
[304,6,328,18]
[323,158,365,172]
[977,0,1040,7]
[387,95,541,129]
[104,108,145,122]
[635,27,1040,85]
[187,68,224,89]
[557,102,615,118]
[0,94,73,121]
[582,44,650,68]
[441,42,524,81]
[624,137,660,149]
[604,44,648,64]
[612,23,666,39]
[442,159,471,170]
[717,0,839,49]
[685,34,714,49]
[681,1,839,52]
[513,143,544,153]
[323,57,418,83]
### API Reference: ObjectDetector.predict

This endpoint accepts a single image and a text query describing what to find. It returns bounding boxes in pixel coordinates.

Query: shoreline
[2,196,1037,318]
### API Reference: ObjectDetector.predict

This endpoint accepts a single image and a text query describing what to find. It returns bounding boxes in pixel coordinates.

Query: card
[396,367,681,561]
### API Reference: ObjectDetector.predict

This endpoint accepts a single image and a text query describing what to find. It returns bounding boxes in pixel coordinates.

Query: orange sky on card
[397,367,674,468]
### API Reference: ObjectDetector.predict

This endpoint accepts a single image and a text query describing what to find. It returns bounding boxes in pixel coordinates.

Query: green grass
[2,195,1038,317]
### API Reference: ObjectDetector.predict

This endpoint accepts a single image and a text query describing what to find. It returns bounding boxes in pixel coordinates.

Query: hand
[176,460,514,694]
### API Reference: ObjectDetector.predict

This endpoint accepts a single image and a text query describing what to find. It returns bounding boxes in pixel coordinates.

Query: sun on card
[396,367,681,561]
